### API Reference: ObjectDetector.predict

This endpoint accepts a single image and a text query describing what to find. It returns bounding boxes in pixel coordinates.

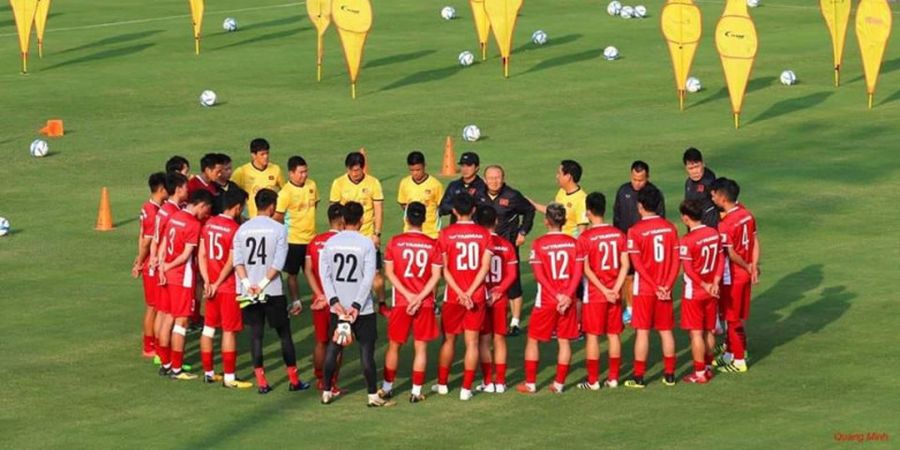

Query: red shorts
[204,291,242,332]
[141,270,159,308]
[441,302,487,335]
[480,298,509,336]
[720,276,751,321]
[388,306,439,343]
[680,296,716,331]
[582,300,623,335]
[156,274,171,314]
[167,285,195,318]
[528,304,578,342]
[632,295,674,331]
[312,308,331,343]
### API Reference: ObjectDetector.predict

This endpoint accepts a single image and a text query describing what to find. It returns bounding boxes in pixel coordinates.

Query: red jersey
[577,224,627,303]
[679,225,724,300]
[155,200,181,243]
[438,221,493,303]
[162,210,201,288]
[529,232,584,308]
[626,216,680,296]
[719,204,757,283]
[187,176,218,197]
[485,234,518,299]
[140,200,161,240]
[306,230,339,292]
[385,231,442,307]
[200,214,239,295]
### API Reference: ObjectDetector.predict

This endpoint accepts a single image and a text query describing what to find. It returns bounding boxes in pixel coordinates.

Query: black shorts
[243,295,289,329]
[328,312,378,344]
[283,244,308,275]
[507,245,523,299]
[376,248,384,271]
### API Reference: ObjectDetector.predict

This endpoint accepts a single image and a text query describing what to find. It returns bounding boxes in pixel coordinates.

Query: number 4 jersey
[232,215,288,297]
[438,221,493,304]
[384,231,442,308]
[201,214,240,295]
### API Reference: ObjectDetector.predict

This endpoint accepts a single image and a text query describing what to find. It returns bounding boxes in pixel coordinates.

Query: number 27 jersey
[385,231,442,307]
[438,222,492,303]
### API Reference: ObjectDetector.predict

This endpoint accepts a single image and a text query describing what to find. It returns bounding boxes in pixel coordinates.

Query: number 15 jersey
[438,221,492,304]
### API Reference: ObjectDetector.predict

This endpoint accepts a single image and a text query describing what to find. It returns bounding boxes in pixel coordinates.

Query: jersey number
[488,255,502,283]
[653,235,665,263]
[207,231,225,260]
[455,242,480,271]
[166,228,176,256]
[548,251,570,280]
[246,237,267,265]
[599,241,620,271]
[334,253,359,283]
[699,244,718,274]
[402,249,429,278]
[741,224,750,250]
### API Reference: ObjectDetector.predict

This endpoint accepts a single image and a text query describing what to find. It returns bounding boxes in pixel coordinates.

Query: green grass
[1,0,899,448]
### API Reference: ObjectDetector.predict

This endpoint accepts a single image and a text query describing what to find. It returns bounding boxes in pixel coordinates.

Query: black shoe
[258,385,273,395]
[434,304,442,315]
[158,366,172,377]
[204,374,223,384]
[662,374,676,386]
[507,325,521,337]
[289,381,311,391]
[624,377,646,389]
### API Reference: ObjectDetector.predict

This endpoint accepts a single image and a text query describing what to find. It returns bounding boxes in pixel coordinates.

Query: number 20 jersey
[438,221,492,304]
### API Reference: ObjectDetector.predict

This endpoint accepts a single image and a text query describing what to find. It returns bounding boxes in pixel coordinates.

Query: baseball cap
[458,152,480,166]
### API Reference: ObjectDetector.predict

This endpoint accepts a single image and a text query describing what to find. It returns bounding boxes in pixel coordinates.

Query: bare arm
[465,250,493,298]
[613,252,630,293]
[161,244,196,274]
[373,200,384,244]
[384,260,415,300]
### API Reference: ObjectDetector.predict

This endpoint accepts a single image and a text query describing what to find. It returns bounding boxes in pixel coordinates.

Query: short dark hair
[341,202,364,226]
[710,177,740,202]
[474,204,498,228]
[217,153,232,164]
[189,189,214,206]
[585,192,606,217]
[546,203,567,228]
[683,148,703,165]
[254,188,278,210]
[679,199,704,221]
[220,187,247,211]
[148,172,167,193]
[452,193,476,216]
[345,151,366,169]
[288,156,307,172]
[631,160,650,174]
[164,173,188,195]
[637,185,663,213]
[407,151,425,166]
[406,202,427,227]
[560,160,582,183]
[250,138,270,153]
[165,156,189,174]
[200,153,221,171]
[327,203,344,224]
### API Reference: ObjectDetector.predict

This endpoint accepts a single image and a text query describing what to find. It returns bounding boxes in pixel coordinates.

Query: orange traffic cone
[441,136,457,177]
[359,147,369,174]
[39,119,64,137]
[95,187,115,231]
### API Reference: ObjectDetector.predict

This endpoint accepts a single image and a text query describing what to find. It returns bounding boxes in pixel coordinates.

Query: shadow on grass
[381,64,463,91]
[41,43,155,70]
[513,33,583,54]
[364,49,436,70]
[215,27,308,50]
[877,88,900,106]
[236,14,303,32]
[60,30,163,54]
[848,56,900,84]
[523,48,603,74]
[114,217,139,228]
[751,91,833,124]
[690,76,776,109]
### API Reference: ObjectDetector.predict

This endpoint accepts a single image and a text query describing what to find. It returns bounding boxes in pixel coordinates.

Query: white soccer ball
[0,217,9,237]
[607,1,622,16]
[686,76,702,93]
[620,6,634,19]
[30,139,49,158]
[200,90,217,107]
[531,30,548,45]
[462,124,481,142]
[441,6,456,20]
[747,0,760,7]
[634,5,647,18]
[222,17,237,32]
[780,70,797,86]
[603,46,619,61]
[458,51,475,67]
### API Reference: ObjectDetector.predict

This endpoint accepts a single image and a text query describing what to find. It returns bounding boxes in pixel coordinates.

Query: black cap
[459,152,480,166]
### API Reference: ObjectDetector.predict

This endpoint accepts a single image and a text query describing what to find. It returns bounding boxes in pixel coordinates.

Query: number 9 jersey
[384,231,442,308]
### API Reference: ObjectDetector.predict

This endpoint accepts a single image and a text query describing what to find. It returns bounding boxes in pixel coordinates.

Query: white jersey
[233,215,288,297]
[319,230,377,315]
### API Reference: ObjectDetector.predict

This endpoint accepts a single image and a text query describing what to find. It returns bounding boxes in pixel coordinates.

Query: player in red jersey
[379,202,443,403]
[474,205,517,394]
[624,186,681,388]
[198,188,253,388]
[576,192,629,390]
[305,204,345,392]
[187,153,222,198]
[157,190,214,380]
[518,203,584,394]
[433,193,493,401]
[131,172,169,358]
[710,178,759,373]
[678,199,725,384]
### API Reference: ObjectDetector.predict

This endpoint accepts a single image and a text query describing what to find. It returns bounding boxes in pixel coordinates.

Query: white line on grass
[0,1,306,38]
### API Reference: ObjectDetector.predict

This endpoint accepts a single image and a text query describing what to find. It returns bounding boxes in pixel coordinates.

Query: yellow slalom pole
[734,113,740,129]
[679,90,685,112]
[352,82,357,99]
[503,57,509,78]
[195,38,200,55]
[834,67,840,87]
[868,93,873,109]
[481,43,486,61]
[22,52,28,74]
[316,35,324,81]
[38,41,43,58]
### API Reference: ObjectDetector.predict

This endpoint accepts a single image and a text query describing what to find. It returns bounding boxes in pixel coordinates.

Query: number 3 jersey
[437,221,493,304]
[319,231,378,315]
[201,214,240,295]
[626,215,680,297]
[384,231,442,308]
[529,232,584,308]
[232,215,288,297]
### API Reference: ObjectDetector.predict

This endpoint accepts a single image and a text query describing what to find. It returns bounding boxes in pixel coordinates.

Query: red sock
[555,364,570,385]
[314,367,324,381]
[462,369,476,390]
[608,357,621,381]
[634,360,646,378]
[693,361,706,373]
[222,351,236,375]
[171,350,184,371]
[704,353,714,366]
[586,359,600,384]
[158,346,171,366]
[438,366,450,385]
[728,321,745,359]
[383,367,397,383]
[524,359,539,384]
[663,356,676,376]
[254,368,268,387]
[412,370,426,386]
[481,362,493,384]
[154,337,161,352]
[286,366,299,385]
[143,335,154,352]
[494,363,507,385]
[201,351,214,373]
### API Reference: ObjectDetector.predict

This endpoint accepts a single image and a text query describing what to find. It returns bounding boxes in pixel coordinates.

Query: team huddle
[132,139,760,406]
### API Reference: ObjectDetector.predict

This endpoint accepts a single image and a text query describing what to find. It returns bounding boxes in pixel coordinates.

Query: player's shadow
[381,64,463,91]
[690,75,776,109]
[848,56,900,84]
[41,43,155,71]
[522,48,604,74]
[513,33,583,54]
[364,49,436,70]
[751,91,833,125]
[59,30,164,54]
[215,27,309,50]
[235,14,303,32]
[878,89,900,106]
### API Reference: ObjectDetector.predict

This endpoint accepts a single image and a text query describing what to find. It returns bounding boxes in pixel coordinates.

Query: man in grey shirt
[234,189,310,394]
[319,202,391,407]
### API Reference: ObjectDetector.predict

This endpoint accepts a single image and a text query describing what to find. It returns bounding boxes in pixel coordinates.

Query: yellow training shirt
[555,187,588,237]
[397,175,444,238]
[329,174,384,237]
[276,180,319,244]
[232,162,286,217]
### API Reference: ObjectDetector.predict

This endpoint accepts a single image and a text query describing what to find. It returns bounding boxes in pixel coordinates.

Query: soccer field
[1,0,899,447]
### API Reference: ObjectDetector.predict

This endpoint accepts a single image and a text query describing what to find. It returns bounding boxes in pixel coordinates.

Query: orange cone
[39,119,64,137]
[95,187,115,231]
[441,136,457,177]
[359,146,369,174]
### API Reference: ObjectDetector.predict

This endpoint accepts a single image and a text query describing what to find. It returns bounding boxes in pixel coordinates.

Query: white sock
[368,393,380,402]
[382,381,393,392]
[411,384,422,396]
[163,363,172,369]
[510,317,520,328]
[224,373,235,383]
[526,382,536,390]
[626,306,632,314]
[461,388,471,395]
[734,359,746,366]
[553,382,564,392]
[205,371,214,377]
[695,370,706,377]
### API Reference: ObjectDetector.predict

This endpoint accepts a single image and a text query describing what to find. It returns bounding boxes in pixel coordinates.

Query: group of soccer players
[132,139,760,406]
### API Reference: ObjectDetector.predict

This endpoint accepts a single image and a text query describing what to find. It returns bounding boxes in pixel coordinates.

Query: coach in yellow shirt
[397,151,444,238]
[274,156,319,304]
[531,159,588,237]
[232,138,286,217]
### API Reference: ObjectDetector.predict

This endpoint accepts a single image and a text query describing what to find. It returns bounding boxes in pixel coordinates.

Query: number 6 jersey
[626,215,680,297]
[232,215,288,297]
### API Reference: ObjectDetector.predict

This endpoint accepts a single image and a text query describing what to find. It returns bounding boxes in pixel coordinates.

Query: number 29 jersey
[384,231,442,308]
[438,221,493,304]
